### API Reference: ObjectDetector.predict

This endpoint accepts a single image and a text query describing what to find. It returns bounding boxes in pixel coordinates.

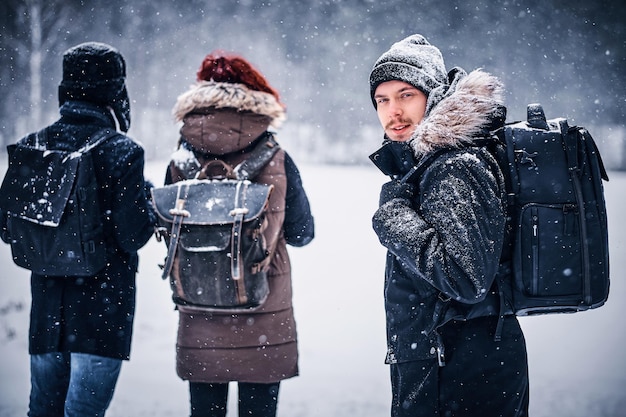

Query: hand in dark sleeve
[143,178,157,225]
[379,180,415,206]
[373,152,505,304]
[283,153,314,247]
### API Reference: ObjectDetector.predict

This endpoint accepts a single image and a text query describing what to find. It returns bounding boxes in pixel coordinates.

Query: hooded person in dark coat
[369,34,529,417]
[163,52,314,417]
[0,42,156,417]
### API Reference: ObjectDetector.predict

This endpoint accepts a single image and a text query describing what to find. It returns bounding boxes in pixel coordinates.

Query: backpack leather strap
[161,183,190,280]
[230,181,250,304]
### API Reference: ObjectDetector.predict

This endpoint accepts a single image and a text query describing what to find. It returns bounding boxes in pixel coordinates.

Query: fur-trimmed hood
[410,69,504,157]
[172,81,286,128]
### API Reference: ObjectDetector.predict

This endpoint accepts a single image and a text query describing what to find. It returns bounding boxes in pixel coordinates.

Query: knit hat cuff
[370,61,445,102]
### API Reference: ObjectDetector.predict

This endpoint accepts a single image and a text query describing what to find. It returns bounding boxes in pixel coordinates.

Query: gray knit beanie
[369,34,447,108]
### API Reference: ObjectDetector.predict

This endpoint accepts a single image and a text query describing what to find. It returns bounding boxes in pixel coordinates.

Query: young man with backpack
[369,34,529,416]
[0,42,156,416]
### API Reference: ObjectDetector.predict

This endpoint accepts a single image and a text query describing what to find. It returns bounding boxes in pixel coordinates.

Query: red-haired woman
[164,52,315,417]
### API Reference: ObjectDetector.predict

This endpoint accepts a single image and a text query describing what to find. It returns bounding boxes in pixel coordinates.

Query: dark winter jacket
[372,69,511,364]
[2,101,157,360]
[167,81,314,383]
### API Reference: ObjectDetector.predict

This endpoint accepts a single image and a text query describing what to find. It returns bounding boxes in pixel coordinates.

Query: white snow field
[1,161,625,417]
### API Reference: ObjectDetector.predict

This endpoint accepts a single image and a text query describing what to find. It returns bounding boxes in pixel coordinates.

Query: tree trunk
[28,0,42,129]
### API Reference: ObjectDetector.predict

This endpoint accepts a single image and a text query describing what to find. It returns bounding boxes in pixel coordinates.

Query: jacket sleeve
[0,208,7,244]
[372,151,504,304]
[107,142,157,254]
[283,153,314,247]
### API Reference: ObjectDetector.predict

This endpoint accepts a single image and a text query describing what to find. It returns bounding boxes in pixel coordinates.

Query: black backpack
[492,104,610,316]
[151,133,280,310]
[0,128,117,276]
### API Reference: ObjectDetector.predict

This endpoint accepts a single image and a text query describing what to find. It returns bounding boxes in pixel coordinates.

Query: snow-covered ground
[1,161,625,417]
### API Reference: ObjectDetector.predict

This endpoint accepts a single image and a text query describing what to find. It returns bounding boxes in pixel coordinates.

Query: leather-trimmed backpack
[151,133,280,310]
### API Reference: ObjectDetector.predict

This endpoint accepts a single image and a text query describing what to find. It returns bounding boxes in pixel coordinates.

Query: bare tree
[0,0,73,131]
[27,0,43,128]
[21,0,71,128]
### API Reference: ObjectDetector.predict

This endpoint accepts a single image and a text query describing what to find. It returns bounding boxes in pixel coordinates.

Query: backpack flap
[504,118,576,206]
[151,179,273,226]
[0,128,114,276]
[0,144,78,226]
[151,179,274,308]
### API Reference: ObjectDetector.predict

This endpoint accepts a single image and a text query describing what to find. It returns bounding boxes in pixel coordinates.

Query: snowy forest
[0,0,625,167]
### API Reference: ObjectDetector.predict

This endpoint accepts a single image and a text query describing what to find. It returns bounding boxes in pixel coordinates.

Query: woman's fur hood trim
[410,69,504,157]
[172,81,286,128]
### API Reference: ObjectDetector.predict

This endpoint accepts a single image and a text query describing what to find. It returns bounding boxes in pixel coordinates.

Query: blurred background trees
[1,0,624,167]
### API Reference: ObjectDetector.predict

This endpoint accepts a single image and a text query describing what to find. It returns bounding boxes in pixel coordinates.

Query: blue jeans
[28,352,122,417]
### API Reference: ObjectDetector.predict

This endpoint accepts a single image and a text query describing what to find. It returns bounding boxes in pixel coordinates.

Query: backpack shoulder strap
[17,129,47,149]
[177,132,281,181]
[194,132,281,181]
[400,148,448,184]
[60,128,118,164]
[77,128,119,153]
[578,127,609,181]
[400,127,508,185]
[16,127,117,153]
[233,132,281,180]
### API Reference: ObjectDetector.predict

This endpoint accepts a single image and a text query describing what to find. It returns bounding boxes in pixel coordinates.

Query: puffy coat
[1,101,156,360]
[167,81,314,383]
[372,69,512,364]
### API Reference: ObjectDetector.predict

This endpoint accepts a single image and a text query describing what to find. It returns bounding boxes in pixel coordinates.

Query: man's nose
[388,100,402,117]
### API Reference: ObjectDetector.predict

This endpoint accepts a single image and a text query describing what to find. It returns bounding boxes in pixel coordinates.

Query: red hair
[197,52,282,104]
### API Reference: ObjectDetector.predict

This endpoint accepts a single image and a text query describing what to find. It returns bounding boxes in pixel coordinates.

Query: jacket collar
[59,100,117,128]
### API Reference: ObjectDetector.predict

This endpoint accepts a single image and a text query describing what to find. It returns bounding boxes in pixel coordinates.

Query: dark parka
[1,101,156,360]
[167,81,314,383]
[372,69,513,364]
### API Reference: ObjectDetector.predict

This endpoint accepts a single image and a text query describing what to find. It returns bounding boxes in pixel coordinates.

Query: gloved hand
[379,180,415,206]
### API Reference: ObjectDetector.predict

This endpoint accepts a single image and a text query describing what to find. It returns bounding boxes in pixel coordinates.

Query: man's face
[374,80,427,142]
